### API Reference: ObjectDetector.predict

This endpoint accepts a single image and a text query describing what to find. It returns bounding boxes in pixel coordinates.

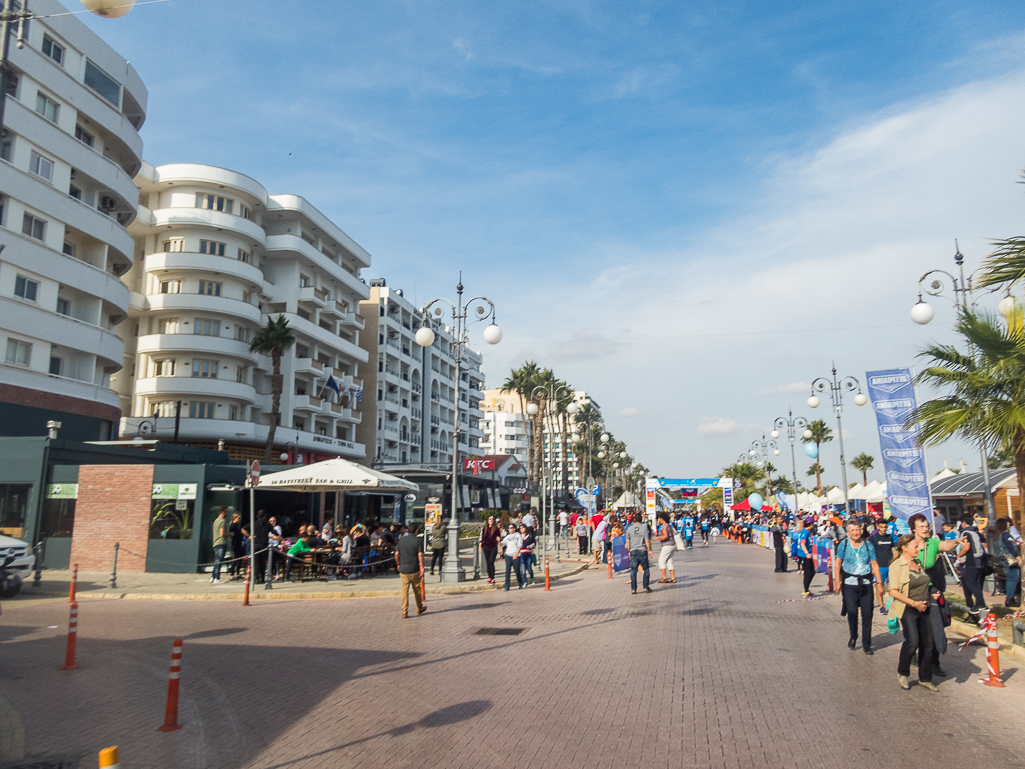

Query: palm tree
[501,361,540,482]
[806,419,833,494]
[529,368,557,490]
[723,462,762,502]
[249,315,296,462]
[851,453,875,486]
[763,462,777,495]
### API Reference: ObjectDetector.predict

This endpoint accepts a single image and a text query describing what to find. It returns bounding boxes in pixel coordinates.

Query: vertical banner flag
[865,368,931,521]
[722,483,733,511]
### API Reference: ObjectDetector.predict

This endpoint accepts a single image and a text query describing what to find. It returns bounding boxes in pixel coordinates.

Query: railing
[384,394,399,405]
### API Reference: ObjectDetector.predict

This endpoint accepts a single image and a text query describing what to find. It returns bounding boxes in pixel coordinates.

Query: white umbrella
[259,457,419,493]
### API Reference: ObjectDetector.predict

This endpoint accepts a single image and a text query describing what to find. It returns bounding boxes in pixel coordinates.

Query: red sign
[251,460,261,487]
[464,458,496,473]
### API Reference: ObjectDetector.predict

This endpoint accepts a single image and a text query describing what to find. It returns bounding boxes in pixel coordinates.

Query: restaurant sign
[152,483,198,500]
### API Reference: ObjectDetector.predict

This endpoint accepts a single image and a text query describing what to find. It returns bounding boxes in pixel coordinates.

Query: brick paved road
[1,541,1022,768]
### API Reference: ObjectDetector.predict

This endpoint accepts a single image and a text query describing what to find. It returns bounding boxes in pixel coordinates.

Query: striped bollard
[60,602,78,670]
[242,565,251,607]
[157,639,184,731]
[981,613,1005,688]
[544,557,550,591]
[68,563,78,604]
[99,746,120,768]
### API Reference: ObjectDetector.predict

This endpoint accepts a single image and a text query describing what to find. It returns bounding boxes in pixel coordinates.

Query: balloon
[748,493,764,511]
[804,442,819,459]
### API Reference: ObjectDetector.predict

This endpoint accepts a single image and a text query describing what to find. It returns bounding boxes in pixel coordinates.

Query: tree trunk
[264,348,283,462]
[815,453,822,496]
[861,469,868,486]
[532,397,547,490]
[560,411,570,501]
[1014,429,1025,601]
[515,392,530,480]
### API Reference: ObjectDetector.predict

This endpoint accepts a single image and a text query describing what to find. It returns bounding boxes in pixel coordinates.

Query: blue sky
[77,0,1025,481]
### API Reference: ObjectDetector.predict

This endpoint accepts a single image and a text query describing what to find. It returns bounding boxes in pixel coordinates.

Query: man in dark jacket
[772,516,789,572]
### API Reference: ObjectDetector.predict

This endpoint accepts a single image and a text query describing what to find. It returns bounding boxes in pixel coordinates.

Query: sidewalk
[14,554,594,603]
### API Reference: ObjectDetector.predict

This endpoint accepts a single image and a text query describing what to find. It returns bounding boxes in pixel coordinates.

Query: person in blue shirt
[700,516,710,545]
[833,520,884,654]
[683,515,695,549]
[791,518,815,596]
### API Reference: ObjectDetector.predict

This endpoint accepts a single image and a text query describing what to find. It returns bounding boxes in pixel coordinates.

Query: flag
[356,386,362,404]
[325,375,341,397]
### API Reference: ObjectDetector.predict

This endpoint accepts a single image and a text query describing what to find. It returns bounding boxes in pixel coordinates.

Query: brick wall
[70,465,153,573]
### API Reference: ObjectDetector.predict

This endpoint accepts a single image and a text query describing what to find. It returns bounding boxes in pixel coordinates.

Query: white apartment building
[0,0,146,440]
[117,163,371,462]
[356,282,485,468]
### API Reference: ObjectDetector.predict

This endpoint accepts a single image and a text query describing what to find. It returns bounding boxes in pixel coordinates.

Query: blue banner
[865,368,932,521]
[612,535,630,572]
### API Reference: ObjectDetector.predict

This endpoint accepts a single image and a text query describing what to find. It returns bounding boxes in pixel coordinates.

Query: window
[299,274,311,288]
[35,92,59,123]
[42,35,64,65]
[293,418,306,431]
[84,60,121,107]
[0,131,11,161]
[152,401,178,417]
[153,359,175,377]
[193,319,220,337]
[234,326,249,343]
[195,194,233,214]
[239,204,251,220]
[62,241,76,257]
[74,125,94,147]
[235,365,246,383]
[56,297,70,316]
[162,239,184,253]
[192,359,218,378]
[4,73,17,98]
[14,276,38,301]
[158,280,181,295]
[241,291,250,304]
[237,248,250,263]
[69,185,82,200]
[22,212,45,240]
[5,339,31,365]
[48,356,62,376]
[198,281,221,296]
[188,401,216,419]
[199,240,226,256]
[229,405,240,420]
[0,483,31,533]
[157,318,179,335]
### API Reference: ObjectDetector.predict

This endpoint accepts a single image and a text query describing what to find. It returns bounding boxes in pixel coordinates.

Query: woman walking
[502,523,524,591]
[888,534,940,692]
[479,515,502,585]
[656,513,676,583]
[519,523,536,586]
[429,517,445,576]
[792,518,815,597]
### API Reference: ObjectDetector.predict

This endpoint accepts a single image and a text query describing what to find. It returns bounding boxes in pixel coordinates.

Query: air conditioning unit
[100,196,116,211]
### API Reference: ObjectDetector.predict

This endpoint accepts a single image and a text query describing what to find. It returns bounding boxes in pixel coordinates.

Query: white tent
[930,468,957,483]
[846,483,866,500]
[825,486,847,505]
[259,457,419,493]
[864,481,888,504]
[612,491,643,509]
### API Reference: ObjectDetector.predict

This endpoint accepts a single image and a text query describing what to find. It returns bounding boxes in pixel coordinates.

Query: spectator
[479,515,501,584]
[656,513,676,584]
[888,534,940,692]
[575,516,590,555]
[429,519,446,576]
[771,515,788,573]
[502,523,524,591]
[995,517,1022,608]
[519,524,536,586]
[626,512,653,594]
[834,521,884,655]
[957,515,988,623]
[210,507,230,584]
[868,519,895,587]
[228,511,245,579]
[395,523,425,618]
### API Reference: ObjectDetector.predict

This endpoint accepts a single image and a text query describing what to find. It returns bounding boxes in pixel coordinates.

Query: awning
[258,457,419,493]
[930,468,1016,498]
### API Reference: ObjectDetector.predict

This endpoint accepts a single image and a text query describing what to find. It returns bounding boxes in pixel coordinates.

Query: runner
[792,518,815,597]
[683,514,695,550]
[700,516,710,545]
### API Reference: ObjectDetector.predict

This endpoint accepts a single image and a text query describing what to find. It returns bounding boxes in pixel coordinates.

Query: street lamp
[909,244,999,523]
[529,381,574,562]
[773,410,809,513]
[808,363,866,513]
[416,275,501,582]
[749,432,778,490]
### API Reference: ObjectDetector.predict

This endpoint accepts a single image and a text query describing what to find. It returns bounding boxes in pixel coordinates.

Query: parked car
[0,534,35,598]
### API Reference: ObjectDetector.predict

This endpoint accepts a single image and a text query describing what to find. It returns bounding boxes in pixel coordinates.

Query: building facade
[117,162,371,462]
[356,281,486,469]
[0,0,147,441]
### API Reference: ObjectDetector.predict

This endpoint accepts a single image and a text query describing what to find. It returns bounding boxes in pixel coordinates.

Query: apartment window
[198,281,221,296]
[229,405,240,420]
[153,359,176,377]
[158,279,181,295]
[22,212,45,241]
[4,73,17,98]
[239,204,251,220]
[5,339,31,365]
[56,297,70,316]
[74,125,94,147]
[48,356,62,376]
[28,150,53,182]
[42,35,64,65]
[69,185,82,200]
[196,194,233,214]
[157,318,179,335]
[241,291,250,304]
[233,326,249,343]
[35,93,59,123]
[235,365,246,383]
[84,60,121,107]
[192,359,219,378]
[188,401,216,419]
[162,239,184,253]
[199,239,226,256]
[0,131,11,161]
[237,248,250,263]
[293,419,306,431]
[193,319,220,337]
[299,274,311,288]
[14,276,38,301]
[152,401,177,418]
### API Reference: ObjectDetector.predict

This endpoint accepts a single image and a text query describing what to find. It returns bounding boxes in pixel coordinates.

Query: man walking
[771,515,789,573]
[626,513,653,594]
[211,507,230,583]
[395,523,426,618]
[834,520,884,655]
[868,518,895,589]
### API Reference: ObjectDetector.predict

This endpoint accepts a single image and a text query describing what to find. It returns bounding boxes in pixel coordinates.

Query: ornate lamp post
[772,410,810,513]
[415,276,501,582]
[526,384,576,559]
[807,364,867,513]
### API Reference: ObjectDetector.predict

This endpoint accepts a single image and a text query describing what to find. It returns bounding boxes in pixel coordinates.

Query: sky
[73,0,1025,482]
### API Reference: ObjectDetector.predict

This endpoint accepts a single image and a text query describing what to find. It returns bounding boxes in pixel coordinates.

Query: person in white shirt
[502,523,524,591]
[522,510,536,532]
[558,510,569,537]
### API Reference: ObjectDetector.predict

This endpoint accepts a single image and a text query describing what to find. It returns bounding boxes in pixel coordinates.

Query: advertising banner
[612,535,630,572]
[865,368,932,521]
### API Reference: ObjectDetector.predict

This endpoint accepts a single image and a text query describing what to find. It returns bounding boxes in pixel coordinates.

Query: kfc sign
[464,458,496,473]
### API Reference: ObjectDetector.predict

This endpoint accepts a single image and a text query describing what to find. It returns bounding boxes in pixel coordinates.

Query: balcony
[339,310,365,330]
[298,286,326,309]
[294,357,325,376]
[133,376,256,403]
[293,394,322,412]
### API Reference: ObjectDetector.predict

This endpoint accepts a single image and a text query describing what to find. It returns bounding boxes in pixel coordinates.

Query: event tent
[612,491,643,509]
[259,457,419,493]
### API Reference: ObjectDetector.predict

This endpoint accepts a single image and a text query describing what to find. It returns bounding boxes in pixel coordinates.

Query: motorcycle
[0,555,24,599]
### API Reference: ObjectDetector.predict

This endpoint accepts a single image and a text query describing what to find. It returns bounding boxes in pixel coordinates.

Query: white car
[0,534,35,598]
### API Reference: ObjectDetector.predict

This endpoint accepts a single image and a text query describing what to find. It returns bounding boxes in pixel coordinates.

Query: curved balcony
[142,293,262,325]
[1,295,123,368]
[135,333,258,363]
[133,376,256,404]
[267,195,372,269]
[284,311,368,365]
[263,234,369,301]
[146,164,268,206]
[143,252,264,288]
[150,207,265,244]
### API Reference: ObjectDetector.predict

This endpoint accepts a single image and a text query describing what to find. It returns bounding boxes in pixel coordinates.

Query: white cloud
[698,417,749,435]
[453,38,475,61]
[621,407,640,417]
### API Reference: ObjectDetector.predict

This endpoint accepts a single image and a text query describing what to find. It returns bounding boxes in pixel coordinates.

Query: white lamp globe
[482,323,502,345]
[132,435,143,444]
[773,449,780,456]
[998,295,1022,318]
[807,395,820,409]
[414,325,436,347]
[597,451,606,459]
[910,301,934,325]
[853,392,868,407]
[526,402,539,415]
[749,450,756,457]
[280,452,289,461]
[600,433,610,443]
[757,461,763,468]
[803,429,813,440]
[82,0,135,17]
[613,462,620,469]
[619,451,627,458]
[770,429,780,439]
[566,402,579,415]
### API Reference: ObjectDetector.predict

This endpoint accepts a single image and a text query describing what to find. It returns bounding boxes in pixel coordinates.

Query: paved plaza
[1,541,1022,769]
